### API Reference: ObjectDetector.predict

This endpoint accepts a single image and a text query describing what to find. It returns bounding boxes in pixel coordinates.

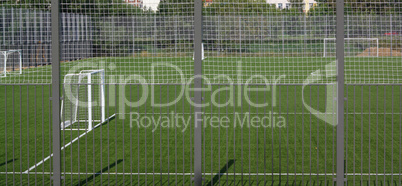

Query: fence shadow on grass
[205,159,235,185]
[211,179,332,186]
[0,158,17,167]
[77,159,123,186]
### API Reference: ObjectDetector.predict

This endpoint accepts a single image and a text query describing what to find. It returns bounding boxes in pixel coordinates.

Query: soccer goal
[0,50,22,77]
[323,38,379,57]
[61,69,114,131]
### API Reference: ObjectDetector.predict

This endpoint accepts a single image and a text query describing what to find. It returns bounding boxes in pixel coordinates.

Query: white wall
[266,0,290,9]
[142,0,159,11]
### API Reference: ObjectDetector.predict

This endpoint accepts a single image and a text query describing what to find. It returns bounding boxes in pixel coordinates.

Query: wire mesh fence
[0,0,401,185]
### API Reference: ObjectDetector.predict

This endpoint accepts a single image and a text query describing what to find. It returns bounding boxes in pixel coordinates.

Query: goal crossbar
[0,49,22,77]
[61,69,106,131]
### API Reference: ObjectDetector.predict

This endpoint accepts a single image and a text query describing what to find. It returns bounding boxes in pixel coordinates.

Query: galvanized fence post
[51,0,61,185]
[2,7,5,46]
[336,0,345,185]
[194,0,203,185]
[390,14,393,56]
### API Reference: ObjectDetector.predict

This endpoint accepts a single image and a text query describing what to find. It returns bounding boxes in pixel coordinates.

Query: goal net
[61,69,111,131]
[0,50,22,77]
[323,38,379,57]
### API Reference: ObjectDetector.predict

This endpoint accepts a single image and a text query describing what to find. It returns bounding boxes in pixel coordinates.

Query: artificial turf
[0,56,401,185]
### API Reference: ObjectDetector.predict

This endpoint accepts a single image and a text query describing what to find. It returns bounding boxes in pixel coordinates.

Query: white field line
[117,112,402,115]
[23,114,116,173]
[2,172,402,176]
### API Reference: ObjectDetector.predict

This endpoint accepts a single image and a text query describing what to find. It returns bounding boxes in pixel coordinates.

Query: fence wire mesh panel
[1,0,402,185]
[344,1,402,186]
[58,0,197,185]
[202,0,340,185]
[0,0,54,185]
[0,6,52,84]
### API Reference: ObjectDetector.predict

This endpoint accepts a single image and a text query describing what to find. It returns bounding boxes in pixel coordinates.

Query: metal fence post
[154,15,156,56]
[194,0,203,185]
[2,7,5,46]
[282,15,285,57]
[368,15,371,56]
[336,0,345,185]
[346,15,349,56]
[218,16,220,56]
[51,0,61,185]
[239,16,242,57]
[11,8,14,45]
[304,14,307,56]
[390,14,393,56]
[20,9,23,45]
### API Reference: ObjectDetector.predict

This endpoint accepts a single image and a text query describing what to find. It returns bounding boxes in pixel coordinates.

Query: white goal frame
[323,38,379,57]
[61,69,107,131]
[0,49,22,77]
[193,43,205,60]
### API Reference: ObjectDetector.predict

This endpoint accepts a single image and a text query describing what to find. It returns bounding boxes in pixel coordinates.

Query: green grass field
[0,57,402,185]
[1,56,402,84]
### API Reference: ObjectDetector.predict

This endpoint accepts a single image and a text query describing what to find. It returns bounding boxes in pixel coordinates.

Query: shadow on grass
[0,158,17,167]
[214,179,332,186]
[205,159,235,185]
[94,114,116,129]
[77,159,123,186]
[135,174,191,186]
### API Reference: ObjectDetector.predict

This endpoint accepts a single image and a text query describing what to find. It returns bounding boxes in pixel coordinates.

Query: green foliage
[61,0,153,16]
[3,0,401,16]
[0,0,51,10]
[344,0,395,15]
[311,0,401,15]
[203,0,279,16]
[157,0,194,16]
[307,1,336,16]
[289,0,303,9]
[1,0,152,16]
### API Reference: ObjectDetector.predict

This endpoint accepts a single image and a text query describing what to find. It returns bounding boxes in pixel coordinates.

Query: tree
[203,0,278,16]
[307,0,336,16]
[311,0,401,15]
[344,0,397,15]
[289,0,304,10]
[1,0,51,10]
[1,0,151,16]
[157,0,194,16]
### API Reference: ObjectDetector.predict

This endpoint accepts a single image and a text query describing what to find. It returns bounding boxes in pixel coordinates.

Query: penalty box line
[23,114,116,173]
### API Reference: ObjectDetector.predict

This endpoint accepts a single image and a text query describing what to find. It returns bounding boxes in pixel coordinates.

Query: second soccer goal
[0,50,22,77]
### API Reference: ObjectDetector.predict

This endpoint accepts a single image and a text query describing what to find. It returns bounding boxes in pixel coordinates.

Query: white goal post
[61,69,113,131]
[0,49,22,77]
[193,43,205,60]
[323,38,379,57]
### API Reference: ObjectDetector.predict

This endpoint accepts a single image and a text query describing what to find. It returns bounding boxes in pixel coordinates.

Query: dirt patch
[357,47,402,57]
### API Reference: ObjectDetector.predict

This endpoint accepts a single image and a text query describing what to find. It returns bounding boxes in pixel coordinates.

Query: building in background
[204,0,213,7]
[266,0,290,10]
[303,0,317,12]
[266,0,317,12]
[123,0,143,8]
